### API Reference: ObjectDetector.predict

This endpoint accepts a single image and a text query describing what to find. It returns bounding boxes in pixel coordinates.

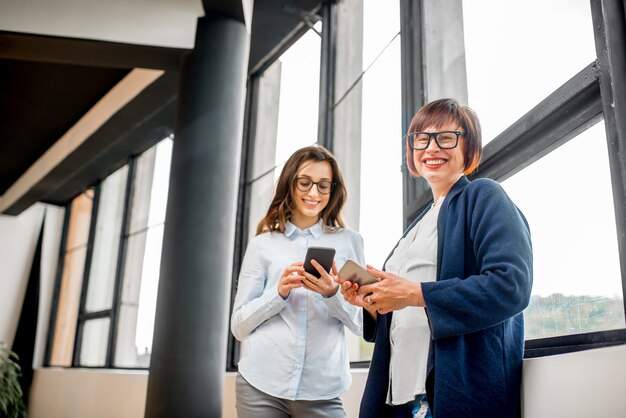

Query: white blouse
[384,196,444,405]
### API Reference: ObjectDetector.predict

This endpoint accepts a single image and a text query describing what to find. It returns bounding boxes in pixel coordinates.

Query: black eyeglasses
[294,177,335,195]
[405,131,464,150]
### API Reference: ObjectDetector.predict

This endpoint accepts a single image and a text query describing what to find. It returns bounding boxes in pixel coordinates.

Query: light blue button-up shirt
[231,220,365,400]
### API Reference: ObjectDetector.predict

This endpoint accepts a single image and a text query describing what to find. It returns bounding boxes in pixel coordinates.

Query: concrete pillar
[422,0,468,104]
[145,13,249,418]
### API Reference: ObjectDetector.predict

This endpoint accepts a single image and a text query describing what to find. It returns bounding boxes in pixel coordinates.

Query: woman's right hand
[278,262,305,299]
[335,277,378,318]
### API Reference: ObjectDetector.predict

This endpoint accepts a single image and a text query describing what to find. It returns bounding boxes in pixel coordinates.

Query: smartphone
[304,246,336,278]
[338,259,379,286]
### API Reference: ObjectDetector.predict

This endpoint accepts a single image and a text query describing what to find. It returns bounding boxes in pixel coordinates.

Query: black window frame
[44,142,175,369]
[400,0,626,357]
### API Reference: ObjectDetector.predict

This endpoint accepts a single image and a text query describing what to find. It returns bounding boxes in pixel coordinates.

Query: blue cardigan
[360,176,533,418]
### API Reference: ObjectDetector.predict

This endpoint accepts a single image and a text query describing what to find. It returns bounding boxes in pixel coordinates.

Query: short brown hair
[405,98,482,177]
[256,145,347,235]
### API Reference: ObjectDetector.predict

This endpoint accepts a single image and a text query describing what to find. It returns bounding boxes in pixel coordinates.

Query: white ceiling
[0,0,204,48]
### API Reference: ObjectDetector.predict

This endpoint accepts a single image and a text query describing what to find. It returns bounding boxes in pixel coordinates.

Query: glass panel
[246,25,322,239]
[360,1,402,269]
[274,25,322,166]
[49,246,87,366]
[350,0,401,362]
[128,138,173,235]
[115,225,165,367]
[501,122,625,339]
[134,225,164,357]
[50,189,94,366]
[115,138,171,367]
[79,317,110,367]
[247,171,276,242]
[85,165,128,312]
[65,189,94,252]
[128,146,156,235]
[115,230,147,367]
[462,0,596,144]
[147,138,172,226]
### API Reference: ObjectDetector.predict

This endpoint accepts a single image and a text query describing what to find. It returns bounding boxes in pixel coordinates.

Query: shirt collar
[285,220,324,239]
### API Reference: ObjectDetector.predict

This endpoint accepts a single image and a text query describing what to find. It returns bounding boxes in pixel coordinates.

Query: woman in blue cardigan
[338,98,533,418]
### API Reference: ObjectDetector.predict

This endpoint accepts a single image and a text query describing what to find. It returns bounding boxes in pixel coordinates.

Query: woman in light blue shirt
[231,145,365,418]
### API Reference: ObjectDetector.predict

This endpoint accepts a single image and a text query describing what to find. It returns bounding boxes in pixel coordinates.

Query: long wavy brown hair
[256,145,347,235]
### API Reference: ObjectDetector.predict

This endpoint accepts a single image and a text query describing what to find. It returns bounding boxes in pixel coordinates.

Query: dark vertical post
[318,1,337,150]
[145,13,249,418]
[400,0,429,228]
[591,0,626,317]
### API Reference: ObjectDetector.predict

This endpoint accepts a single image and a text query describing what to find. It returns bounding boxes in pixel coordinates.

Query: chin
[304,210,323,219]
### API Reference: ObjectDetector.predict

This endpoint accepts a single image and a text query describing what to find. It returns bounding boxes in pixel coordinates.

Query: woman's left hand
[301,259,340,297]
[358,265,425,314]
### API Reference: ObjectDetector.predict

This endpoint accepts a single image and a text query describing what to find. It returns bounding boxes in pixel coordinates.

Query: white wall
[28,368,367,418]
[0,203,64,363]
[521,345,626,417]
[26,346,626,418]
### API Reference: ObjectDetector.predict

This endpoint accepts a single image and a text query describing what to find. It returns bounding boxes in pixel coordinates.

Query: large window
[352,0,402,361]
[48,0,626,373]
[502,122,625,339]
[115,139,172,367]
[245,25,322,241]
[236,2,404,365]
[461,0,626,350]
[463,0,596,144]
[359,1,402,271]
[47,136,173,368]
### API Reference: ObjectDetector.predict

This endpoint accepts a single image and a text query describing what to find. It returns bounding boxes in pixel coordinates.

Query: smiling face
[290,160,333,229]
[412,123,466,196]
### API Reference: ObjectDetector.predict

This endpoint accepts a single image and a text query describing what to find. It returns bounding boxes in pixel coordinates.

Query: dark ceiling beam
[248,0,322,75]
[0,0,322,75]
[473,61,602,182]
[0,31,188,71]
[0,0,328,215]
[202,0,252,24]
[3,71,179,215]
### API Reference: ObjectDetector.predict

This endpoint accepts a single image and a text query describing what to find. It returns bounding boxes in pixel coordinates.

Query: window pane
[501,122,625,339]
[79,318,110,367]
[85,165,128,312]
[115,225,165,367]
[360,1,402,269]
[353,0,401,362]
[50,190,93,366]
[128,146,156,235]
[65,190,94,251]
[274,25,322,165]
[49,247,87,366]
[128,138,172,235]
[115,138,172,367]
[115,230,148,367]
[246,25,322,239]
[247,171,275,241]
[462,0,596,144]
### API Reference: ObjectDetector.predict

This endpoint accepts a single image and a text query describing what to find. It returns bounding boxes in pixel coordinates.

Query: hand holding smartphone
[304,246,336,278]
[338,260,379,286]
